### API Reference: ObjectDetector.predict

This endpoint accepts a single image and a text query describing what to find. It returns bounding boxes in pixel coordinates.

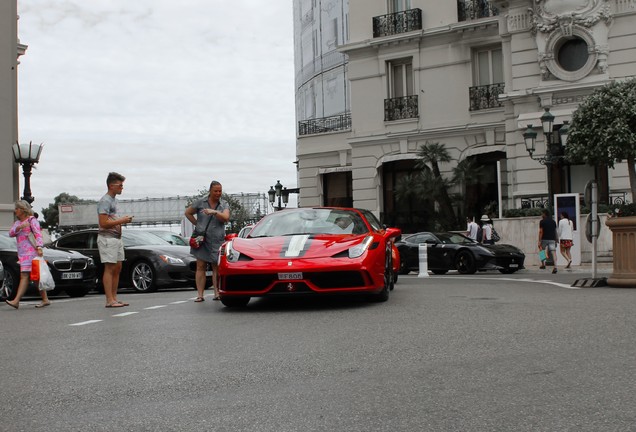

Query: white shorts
[97,235,125,263]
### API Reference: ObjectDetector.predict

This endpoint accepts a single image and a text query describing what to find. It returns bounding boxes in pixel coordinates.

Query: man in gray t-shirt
[97,172,133,308]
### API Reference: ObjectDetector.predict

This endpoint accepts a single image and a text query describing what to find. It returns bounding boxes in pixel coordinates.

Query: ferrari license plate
[278,272,303,280]
[61,272,83,280]
[509,264,519,268]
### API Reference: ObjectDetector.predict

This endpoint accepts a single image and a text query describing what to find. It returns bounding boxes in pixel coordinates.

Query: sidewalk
[520,262,613,275]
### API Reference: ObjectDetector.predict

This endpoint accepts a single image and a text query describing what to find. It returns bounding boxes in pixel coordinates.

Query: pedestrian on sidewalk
[466,217,479,242]
[558,211,574,268]
[538,209,558,274]
[5,200,50,309]
[481,215,494,245]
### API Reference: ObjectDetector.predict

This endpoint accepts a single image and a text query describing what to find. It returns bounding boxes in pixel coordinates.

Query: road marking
[69,320,102,326]
[144,305,168,310]
[170,300,189,304]
[413,275,579,289]
[112,311,139,317]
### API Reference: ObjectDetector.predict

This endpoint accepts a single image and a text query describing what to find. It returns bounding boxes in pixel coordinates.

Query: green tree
[566,79,636,200]
[415,142,458,228]
[452,158,486,219]
[41,193,96,232]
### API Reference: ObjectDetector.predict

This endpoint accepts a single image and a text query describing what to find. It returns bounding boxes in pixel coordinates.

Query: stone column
[606,216,636,288]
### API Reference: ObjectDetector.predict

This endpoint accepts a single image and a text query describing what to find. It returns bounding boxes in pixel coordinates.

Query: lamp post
[268,180,290,211]
[12,141,44,205]
[523,107,569,210]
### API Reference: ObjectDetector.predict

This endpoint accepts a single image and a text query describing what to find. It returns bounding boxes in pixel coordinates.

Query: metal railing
[457,0,499,22]
[298,113,352,136]
[469,83,504,111]
[373,8,422,38]
[521,197,549,209]
[384,95,419,121]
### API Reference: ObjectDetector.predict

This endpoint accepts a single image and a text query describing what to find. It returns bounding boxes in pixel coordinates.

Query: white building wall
[0,1,21,228]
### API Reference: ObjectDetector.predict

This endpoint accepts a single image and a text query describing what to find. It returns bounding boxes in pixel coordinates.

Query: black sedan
[0,232,96,300]
[47,229,197,292]
[396,232,525,275]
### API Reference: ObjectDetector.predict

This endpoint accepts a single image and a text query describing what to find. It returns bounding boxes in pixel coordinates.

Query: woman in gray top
[184,181,230,302]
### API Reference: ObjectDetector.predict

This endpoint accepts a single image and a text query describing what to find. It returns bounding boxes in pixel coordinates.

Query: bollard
[418,243,429,278]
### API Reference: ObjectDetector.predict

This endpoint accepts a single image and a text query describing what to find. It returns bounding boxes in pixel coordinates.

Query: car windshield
[249,209,369,237]
[122,230,169,247]
[435,232,476,245]
[148,231,187,246]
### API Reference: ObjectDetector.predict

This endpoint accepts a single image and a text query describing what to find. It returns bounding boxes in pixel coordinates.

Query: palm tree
[452,158,485,219]
[416,142,458,227]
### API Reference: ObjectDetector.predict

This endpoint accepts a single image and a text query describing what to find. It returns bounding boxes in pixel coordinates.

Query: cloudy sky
[17,0,298,212]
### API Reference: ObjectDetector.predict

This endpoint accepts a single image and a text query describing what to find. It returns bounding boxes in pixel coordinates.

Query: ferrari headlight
[224,241,241,263]
[348,236,373,258]
[159,255,185,265]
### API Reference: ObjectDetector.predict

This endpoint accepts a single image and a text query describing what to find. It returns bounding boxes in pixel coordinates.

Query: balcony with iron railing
[373,8,422,38]
[457,0,499,22]
[384,95,418,122]
[469,83,504,111]
[298,113,352,136]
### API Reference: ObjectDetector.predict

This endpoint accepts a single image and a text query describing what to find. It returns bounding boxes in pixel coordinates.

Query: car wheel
[220,296,250,307]
[65,286,89,297]
[372,248,392,302]
[2,267,18,301]
[431,269,448,275]
[399,260,410,275]
[499,268,518,274]
[455,251,477,274]
[393,272,398,283]
[130,261,157,292]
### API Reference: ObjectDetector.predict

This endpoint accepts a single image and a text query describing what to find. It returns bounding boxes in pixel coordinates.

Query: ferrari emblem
[288,261,293,266]
[287,283,296,292]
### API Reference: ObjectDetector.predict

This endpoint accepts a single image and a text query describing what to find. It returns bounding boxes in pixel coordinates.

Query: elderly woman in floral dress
[5,200,50,309]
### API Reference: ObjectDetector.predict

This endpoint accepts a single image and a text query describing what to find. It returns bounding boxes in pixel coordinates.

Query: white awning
[517,108,574,129]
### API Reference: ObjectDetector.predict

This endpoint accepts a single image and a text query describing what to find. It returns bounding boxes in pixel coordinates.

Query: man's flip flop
[194,297,205,302]
[35,302,51,308]
[105,302,125,308]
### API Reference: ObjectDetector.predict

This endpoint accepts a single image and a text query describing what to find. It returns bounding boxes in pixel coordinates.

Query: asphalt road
[2,269,635,432]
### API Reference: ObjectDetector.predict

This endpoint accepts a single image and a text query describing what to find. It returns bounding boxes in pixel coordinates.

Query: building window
[323,171,353,207]
[469,47,504,111]
[557,37,588,72]
[389,0,411,13]
[388,58,413,98]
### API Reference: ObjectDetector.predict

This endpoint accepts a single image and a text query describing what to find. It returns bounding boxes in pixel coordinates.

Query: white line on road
[69,320,103,326]
[144,305,168,310]
[112,311,139,317]
[423,275,579,289]
[170,301,189,304]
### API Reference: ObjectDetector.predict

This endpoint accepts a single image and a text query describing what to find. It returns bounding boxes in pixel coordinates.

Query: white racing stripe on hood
[284,235,310,257]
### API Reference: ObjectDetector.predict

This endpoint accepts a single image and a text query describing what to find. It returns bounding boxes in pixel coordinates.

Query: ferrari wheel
[456,251,477,274]
[220,296,250,308]
[399,260,410,275]
[131,260,157,292]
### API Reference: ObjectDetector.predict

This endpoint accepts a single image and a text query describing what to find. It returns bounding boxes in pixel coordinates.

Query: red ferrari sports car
[218,207,401,307]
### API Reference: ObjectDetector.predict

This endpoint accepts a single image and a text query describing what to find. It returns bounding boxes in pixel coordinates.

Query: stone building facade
[294,0,636,231]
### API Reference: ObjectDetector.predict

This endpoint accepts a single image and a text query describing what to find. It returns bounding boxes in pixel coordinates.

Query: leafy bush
[607,202,636,217]
[503,208,545,218]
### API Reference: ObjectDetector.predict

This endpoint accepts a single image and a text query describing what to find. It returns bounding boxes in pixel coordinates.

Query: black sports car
[0,231,96,300]
[396,232,525,275]
[47,229,196,292]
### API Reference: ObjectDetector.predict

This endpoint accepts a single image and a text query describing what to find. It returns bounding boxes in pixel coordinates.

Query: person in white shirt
[557,211,574,268]
[480,214,494,244]
[465,217,479,241]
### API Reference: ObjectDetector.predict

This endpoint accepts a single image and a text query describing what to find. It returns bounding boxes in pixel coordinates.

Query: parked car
[47,229,197,292]
[396,231,525,275]
[145,230,188,246]
[217,207,401,307]
[0,231,96,299]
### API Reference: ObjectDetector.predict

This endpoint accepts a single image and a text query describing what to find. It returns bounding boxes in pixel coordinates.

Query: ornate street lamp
[268,180,293,211]
[522,107,569,209]
[12,141,44,204]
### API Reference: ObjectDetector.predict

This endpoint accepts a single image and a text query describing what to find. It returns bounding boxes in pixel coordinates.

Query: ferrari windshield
[249,209,369,237]
[435,232,476,245]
